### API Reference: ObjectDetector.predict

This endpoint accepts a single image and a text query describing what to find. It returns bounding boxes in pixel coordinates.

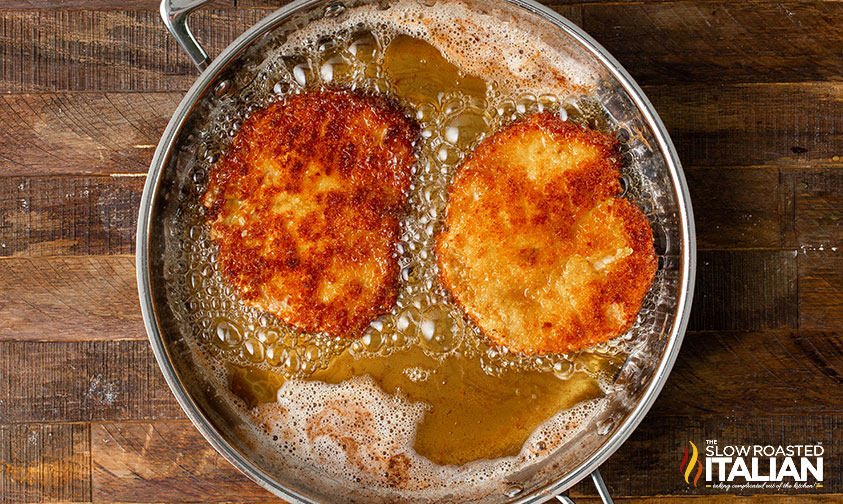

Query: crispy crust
[203,89,419,338]
[435,112,657,355]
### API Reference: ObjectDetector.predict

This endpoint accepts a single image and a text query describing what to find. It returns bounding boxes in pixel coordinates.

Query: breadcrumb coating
[436,112,656,355]
[203,89,419,338]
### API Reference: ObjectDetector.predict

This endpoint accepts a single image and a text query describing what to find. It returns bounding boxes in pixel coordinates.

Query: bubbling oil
[162,1,659,499]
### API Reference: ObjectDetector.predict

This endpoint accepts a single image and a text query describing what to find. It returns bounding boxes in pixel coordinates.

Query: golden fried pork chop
[203,89,418,338]
[436,112,656,355]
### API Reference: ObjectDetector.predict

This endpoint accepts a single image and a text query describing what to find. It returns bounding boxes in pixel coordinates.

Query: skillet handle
[160,0,216,71]
[555,470,615,504]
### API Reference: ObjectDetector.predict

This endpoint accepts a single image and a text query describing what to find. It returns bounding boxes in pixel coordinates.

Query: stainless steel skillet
[138,0,696,502]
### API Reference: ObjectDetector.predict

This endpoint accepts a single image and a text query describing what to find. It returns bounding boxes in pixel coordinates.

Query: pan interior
[146,1,686,502]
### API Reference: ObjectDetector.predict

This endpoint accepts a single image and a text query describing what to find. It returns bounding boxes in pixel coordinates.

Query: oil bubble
[418,305,462,354]
[273,81,292,95]
[243,338,266,363]
[320,52,353,83]
[192,167,208,184]
[323,2,346,17]
[213,319,243,350]
[257,329,279,345]
[361,329,384,352]
[396,306,421,332]
[303,344,321,362]
[440,109,487,150]
[553,360,574,380]
[597,417,615,436]
[285,350,301,374]
[266,345,286,366]
[288,60,315,87]
[503,484,523,497]
[213,79,232,97]
[348,33,378,62]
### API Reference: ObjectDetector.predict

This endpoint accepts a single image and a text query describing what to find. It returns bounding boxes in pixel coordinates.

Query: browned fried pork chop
[436,112,656,355]
[203,89,418,338]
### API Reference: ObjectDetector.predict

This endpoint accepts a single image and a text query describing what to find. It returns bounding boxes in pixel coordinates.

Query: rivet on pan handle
[555,470,615,504]
[160,0,216,71]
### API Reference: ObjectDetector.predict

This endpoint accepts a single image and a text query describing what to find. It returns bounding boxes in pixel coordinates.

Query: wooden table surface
[1,0,842,502]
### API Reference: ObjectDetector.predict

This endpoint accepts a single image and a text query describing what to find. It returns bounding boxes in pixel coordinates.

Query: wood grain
[0,177,145,256]
[0,423,90,504]
[0,340,184,423]
[0,256,144,341]
[91,421,274,503]
[3,82,843,176]
[0,93,179,176]
[689,251,798,331]
[644,83,843,168]
[0,9,267,92]
[579,2,843,85]
[791,169,843,248]
[0,0,832,9]
[798,251,843,331]
[685,168,783,249]
[654,330,843,415]
[0,0,249,8]
[2,3,843,92]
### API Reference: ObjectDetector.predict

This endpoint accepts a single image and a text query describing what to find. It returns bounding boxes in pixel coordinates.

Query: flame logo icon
[680,441,703,487]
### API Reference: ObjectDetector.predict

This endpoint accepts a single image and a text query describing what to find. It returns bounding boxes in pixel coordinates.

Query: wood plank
[0,0,827,9]
[91,421,275,503]
[685,168,783,249]
[2,88,842,175]
[0,0,249,8]
[654,331,843,416]
[1,3,843,92]
[1,177,145,256]
[689,251,798,331]
[0,340,184,423]
[569,414,839,497]
[0,0,572,9]
[0,423,90,503]
[792,168,843,248]
[644,83,843,168]
[2,90,839,257]
[1,0,157,7]
[0,9,267,92]
[0,256,144,341]
[798,251,843,331]
[0,93,180,176]
[579,2,843,85]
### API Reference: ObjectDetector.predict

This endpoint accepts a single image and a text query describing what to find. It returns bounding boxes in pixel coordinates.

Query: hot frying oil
[171,30,630,467]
